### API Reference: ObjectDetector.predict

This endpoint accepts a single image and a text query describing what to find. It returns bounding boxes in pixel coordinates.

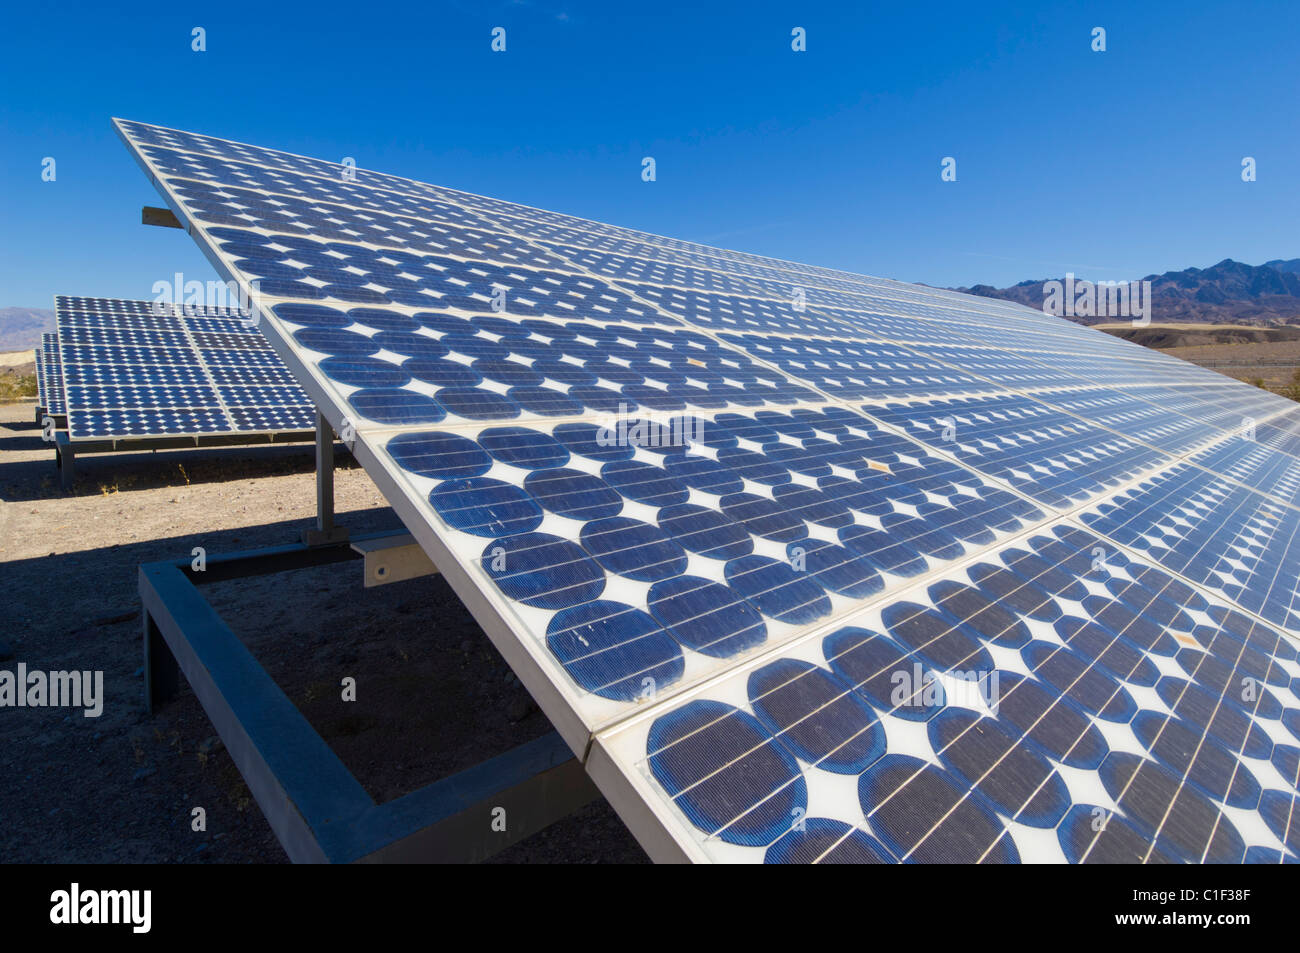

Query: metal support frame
[139,531,598,863]
[142,205,184,228]
[53,428,315,490]
[303,409,349,546]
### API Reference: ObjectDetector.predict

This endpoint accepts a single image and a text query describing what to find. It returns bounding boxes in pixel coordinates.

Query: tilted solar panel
[116,118,1300,863]
[38,331,66,416]
[55,295,314,440]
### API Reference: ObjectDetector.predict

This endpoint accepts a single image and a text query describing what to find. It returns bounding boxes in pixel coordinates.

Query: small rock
[132,767,156,782]
[198,736,223,755]
[507,696,535,723]
[93,609,139,627]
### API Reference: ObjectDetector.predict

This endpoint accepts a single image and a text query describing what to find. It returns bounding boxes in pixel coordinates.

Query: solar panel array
[117,118,1300,864]
[37,331,65,416]
[55,295,313,440]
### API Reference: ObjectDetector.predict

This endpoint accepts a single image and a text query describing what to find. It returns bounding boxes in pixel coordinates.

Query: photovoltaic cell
[116,118,1300,864]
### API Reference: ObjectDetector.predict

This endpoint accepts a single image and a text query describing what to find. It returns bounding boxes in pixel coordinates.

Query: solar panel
[38,331,66,416]
[55,295,314,440]
[116,118,1300,864]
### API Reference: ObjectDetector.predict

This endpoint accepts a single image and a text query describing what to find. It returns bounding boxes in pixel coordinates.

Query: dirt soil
[0,400,646,864]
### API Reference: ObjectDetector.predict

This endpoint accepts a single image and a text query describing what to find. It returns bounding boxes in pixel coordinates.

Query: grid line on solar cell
[116,118,1300,865]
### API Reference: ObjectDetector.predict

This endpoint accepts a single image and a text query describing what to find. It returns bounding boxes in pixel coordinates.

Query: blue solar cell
[748,659,886,774]
[386,431,491,480]
[648,700,807,847]
[724,554,832,625]
[429,478,543,537]
[648,576,767,657]
[547,601,684,701]
[480,532,605,610]
[579,517,688,581]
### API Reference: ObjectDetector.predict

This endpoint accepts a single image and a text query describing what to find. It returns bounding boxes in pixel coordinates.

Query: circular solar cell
[648,576,767,657]
[1054,617,1159,686]
[880,512,964,561]
[414,312,476,335]
[1098,752,1246,863]
[508,385,583,416]
[717,447,791,486]
[647,700,807,847]
[881,602,995,676]
[601,461,690,507]
[927,580,1032,649]
[524,468,623,521]
[1259,789,1300,854]
[673,415,737,450]
[966,563,1061,623]
[656,504,753,561]
[762,442,831,477]
[664,455,744,496]
[477,426,569,470]
[347,307,420,332]
[715,413,781,444]
[1154,676,1275,759]
[529,358,596,386]
[748,658,885,774]
[385,431,491,480]
[724,554,831,625]
[551,421,636,462]
[720,493,806,543]
[858,755,1019,863]
[472,358,543,387]
[319,355,411,388]
[429,478,543,537]
[823,627,946,721]
[1130,711,1262,809]
[1056,803,1181,864]
[579,517,687,581]
[837,525,929,577]
[546,601,684,701]
[771,484,852,527]
[435,387,519,420]
[788,539,883,599]
[927,708,1071,828]
[293,326,380,356]
[764,819,894,864]
[569,384,629,413]
[1083,596,1180,656]
[347,388,446,425]
[369,330,450,358]
[404,357,483,388]
[992,671,1109,769]
[479,532,605,610]
[1021,641,1137,722]
[273,303,350,328]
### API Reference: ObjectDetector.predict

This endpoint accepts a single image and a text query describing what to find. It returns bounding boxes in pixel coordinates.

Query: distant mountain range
[0,307,54,352]
[4,256,1300,350]
[953,258,1300,325]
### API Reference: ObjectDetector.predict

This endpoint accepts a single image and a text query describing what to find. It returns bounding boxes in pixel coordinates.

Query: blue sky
[2,0,1298,309]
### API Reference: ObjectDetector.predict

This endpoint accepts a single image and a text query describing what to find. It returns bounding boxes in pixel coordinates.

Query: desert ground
[0,400,645,863]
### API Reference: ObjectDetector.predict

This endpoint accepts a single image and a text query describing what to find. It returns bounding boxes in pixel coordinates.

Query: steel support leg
[303,408,349,546]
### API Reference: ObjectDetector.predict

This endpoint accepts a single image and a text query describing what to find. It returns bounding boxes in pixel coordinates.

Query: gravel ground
[0,400,646,864]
